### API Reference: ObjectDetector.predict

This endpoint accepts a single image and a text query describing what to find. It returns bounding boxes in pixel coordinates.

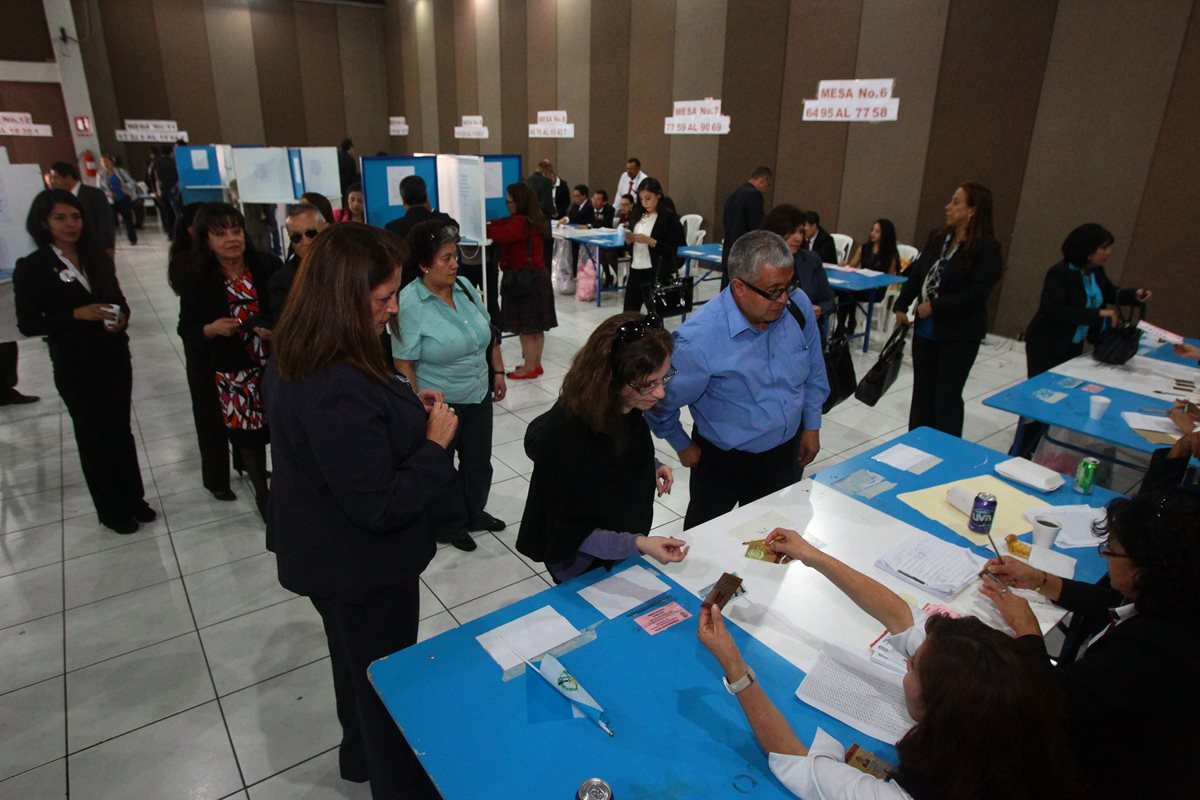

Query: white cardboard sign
[537,110,568,124]
[388,116,410,136]
[116,129,189,142]
[455,116,488,139]
[124,119,178,132]
[529,123,575,138]
[0,113,33,124]
[802,98,899,122]
[664,97,730,135]
[0,122,51,137]
[815,79,894,100]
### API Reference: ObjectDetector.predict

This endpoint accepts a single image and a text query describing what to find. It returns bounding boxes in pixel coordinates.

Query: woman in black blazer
[1024,223,1151,377]
[983,489,1199,800]
[266,224,457,798]
[14,189,154,534]
[623,177,685,312]
[178,203,279,518]
[895,182,1003,437]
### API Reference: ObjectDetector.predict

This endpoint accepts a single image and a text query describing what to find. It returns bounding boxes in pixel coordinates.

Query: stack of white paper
[795,643,914,744]
[875,534,986,599]
[872,443,942,474]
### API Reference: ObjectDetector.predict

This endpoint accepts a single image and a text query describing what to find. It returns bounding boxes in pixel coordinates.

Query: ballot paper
[476,606,581,671]
[1137,319,1184,345]
[576,565,670,619]
[1022,505,1106,549]
[875,534,987,599]
[1121,411,1195,437]
[795,643,915,745]
[871,443,942,474]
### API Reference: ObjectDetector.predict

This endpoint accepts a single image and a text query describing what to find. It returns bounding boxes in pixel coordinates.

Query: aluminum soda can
[1074,457,1099,495]
[577,778,613,800]
[968,492,997,534]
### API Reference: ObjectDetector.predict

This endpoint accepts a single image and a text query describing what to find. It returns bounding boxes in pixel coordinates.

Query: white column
[42,0,101,157]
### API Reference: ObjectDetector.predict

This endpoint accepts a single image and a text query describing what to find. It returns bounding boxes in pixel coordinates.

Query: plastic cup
[1089,395,1111,421]
[103,303,121,330]
[1032,516,1061,549]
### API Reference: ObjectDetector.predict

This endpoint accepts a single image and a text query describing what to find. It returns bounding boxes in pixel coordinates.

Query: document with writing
[875,534,986,599]
[795,643,914,745]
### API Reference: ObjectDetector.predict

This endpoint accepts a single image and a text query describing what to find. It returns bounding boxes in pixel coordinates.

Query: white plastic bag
[551,239,576,295]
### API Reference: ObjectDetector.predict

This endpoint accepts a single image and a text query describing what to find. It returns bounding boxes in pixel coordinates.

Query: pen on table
[896,569,926,586]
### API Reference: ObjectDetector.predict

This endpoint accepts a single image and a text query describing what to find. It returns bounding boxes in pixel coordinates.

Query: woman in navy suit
[14,189,154,534]
[267,223,458,799]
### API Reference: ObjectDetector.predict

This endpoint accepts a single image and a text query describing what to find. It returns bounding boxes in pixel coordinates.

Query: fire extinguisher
[80,150,99,181]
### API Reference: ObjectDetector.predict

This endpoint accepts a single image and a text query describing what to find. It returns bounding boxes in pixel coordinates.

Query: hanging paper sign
[115,129,189,142]
[803,79,899,123]
[529,110,574,138]
[537,110,568,124]
[664,97,731,135]
[0,112,34,124]
[388,116,410,136]
[0,122,52,136]
[124,119,178,132]
[455,116,489,139]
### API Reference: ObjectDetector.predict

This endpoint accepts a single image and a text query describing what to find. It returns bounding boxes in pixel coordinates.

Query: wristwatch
[723,666,756,695]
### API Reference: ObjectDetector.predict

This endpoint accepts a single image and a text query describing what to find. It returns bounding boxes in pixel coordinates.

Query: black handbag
[855,324,908,406]
[1092,300,1143,365]
[499,219,536,298]
[821,319,857,413]
[644,275,694,317]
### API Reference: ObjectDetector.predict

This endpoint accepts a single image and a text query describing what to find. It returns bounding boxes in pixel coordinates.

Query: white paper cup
[1032,516,1061,549]
[1089,395,1111,420]
[103,303,121,330]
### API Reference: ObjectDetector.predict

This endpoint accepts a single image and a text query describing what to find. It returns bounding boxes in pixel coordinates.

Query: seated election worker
[982,489,1200,800]
[516,312,688,583]
[699,529,1077,800]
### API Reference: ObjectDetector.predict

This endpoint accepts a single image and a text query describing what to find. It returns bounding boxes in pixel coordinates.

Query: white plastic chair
[897,243,919,269]
[680,214,702,246]
[831,233,854,264]
[688,227,706,246]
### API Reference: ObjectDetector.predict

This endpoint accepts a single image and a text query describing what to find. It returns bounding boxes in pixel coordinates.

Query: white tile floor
[0,230,1031,799]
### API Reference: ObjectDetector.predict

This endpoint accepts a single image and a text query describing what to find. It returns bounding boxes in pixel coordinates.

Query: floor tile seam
[0,754,63,788]
[164,506,262,538]
[63,697,217,759]
[419,576,448,615]
[443,570,543,625]
[237,745,341,792]
[209,653,333,702]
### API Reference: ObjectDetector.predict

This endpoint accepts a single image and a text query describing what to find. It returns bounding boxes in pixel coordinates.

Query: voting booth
[361,155,439,229]
[175,144,232,205]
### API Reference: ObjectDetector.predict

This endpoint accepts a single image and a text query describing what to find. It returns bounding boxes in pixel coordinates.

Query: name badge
[59,270,76,283]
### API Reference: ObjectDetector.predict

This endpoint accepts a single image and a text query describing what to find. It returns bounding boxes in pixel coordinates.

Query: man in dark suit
[155,145,181,236]
[383,176,460,288]
[720,166,772,289]
[803,210,837,264]
[49,161,116,258]
[588,190,617,286]
[270,203,330,321]
[525,159,556,221]
[337,138,358,195]
[562,184,592,225]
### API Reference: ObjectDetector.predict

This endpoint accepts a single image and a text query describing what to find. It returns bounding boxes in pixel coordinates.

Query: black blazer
[895,229,1003,342]
[566,202,592,225]
[589,203,615,229]
[1024,260,1137,376]
[264,363,455,601]
[14,246,130,364]
[809,228,837,265]
[635,209,685,274]
[77,184,116,252]
[1020,580,1198,800]
[268,253,300,325]
[178,254,279,372]
[721,182,765,269]
[552,180,571,218]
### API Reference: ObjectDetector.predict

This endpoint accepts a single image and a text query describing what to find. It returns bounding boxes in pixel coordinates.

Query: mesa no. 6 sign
[802,79,899,123]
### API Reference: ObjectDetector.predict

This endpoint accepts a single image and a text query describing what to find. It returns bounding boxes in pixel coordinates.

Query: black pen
[896,569,926,586]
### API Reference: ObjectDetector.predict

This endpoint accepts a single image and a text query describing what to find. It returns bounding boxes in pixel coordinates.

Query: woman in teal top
[393,221,507,551]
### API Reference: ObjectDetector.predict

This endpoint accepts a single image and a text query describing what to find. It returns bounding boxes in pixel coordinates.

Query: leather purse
[855,324,908,407]
[821,318,857,413]
[1092,299,1143,365]
[644,275,694,318]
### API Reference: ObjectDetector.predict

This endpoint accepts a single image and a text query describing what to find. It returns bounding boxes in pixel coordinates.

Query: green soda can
[1073,457,1099,495]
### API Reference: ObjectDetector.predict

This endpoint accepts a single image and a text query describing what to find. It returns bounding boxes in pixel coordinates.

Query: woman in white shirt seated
[698,529,1078,800]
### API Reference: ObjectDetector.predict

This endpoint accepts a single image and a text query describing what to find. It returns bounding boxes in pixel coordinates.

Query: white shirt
[1078,601,1138,658]
[630,213,656,270]
[51,245,91,293]
[616,170,648,203]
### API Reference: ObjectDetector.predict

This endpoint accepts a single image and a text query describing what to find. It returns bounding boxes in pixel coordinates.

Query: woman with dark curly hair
[517,312,688,583]
[699,526,1080,800]
[983,488,1199,800]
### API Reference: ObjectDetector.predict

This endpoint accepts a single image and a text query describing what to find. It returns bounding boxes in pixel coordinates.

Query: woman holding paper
[517,312,688,582]
[267,223,457,799]
[982,489,1199,800]
[698,528,1077,800]
[1024,223,1151,378]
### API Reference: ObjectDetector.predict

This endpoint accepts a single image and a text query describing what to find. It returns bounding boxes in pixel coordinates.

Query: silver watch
[723,666,756,695]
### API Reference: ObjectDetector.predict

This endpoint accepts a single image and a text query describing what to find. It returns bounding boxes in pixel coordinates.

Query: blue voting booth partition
[361,155,438,229]
[175,145,225,204]
[483,154,521,220]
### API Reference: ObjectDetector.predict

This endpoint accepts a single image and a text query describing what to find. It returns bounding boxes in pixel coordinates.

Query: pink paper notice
[634,601,692,635]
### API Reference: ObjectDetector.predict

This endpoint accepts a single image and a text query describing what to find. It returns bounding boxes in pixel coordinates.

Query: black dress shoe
[103,517,139,535]
[210,489,237,502]
[0,390,40,406]
[469,512,507,533]
[132,503,157,523]
[450,535,478,552]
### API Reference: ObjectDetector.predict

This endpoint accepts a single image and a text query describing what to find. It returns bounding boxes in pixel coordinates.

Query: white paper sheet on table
[476,606,581,671]
[795,643,914,744]
[1051,355,1199,400]
[726,508,812,542]
[872,443,941,474]
[876,534,986,599]
[1120,411,1194,436]
[1023,505,1106,548]
[576,565,670,619]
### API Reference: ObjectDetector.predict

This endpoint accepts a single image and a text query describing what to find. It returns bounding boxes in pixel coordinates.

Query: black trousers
[182,340,232,494]
[310,582,440,800]
[431,395,493,539]
[112,198,137,244]
[54,347,146,523]
[908,335,980,438]
[157,193,177,238]
[684,430,805,529]
[0,341,17,392]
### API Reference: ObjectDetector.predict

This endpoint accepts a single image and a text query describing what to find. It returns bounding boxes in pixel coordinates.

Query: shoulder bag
[499,219,536,298]
[820,316,857,413]
[1092,297,1143,365]
[854,323,908,407]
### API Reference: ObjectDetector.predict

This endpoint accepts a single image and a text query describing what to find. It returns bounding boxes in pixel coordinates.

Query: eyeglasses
[289,229,319,244]
[615,313,664,344]
[738,277,798,302]
[630,366,676,396]
[1097,540,1132,559]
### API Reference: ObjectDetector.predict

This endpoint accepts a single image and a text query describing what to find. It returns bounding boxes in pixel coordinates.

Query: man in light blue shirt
[646,230,828,528]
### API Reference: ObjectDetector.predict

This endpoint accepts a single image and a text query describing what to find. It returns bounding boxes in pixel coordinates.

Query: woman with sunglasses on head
[697,527,1079,800]
[392,221,507,553]
[15,189,155,534]
[623,177,685,313]
[178,202,280,520]
[981,489,1200,800]
[517,312,689,583]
